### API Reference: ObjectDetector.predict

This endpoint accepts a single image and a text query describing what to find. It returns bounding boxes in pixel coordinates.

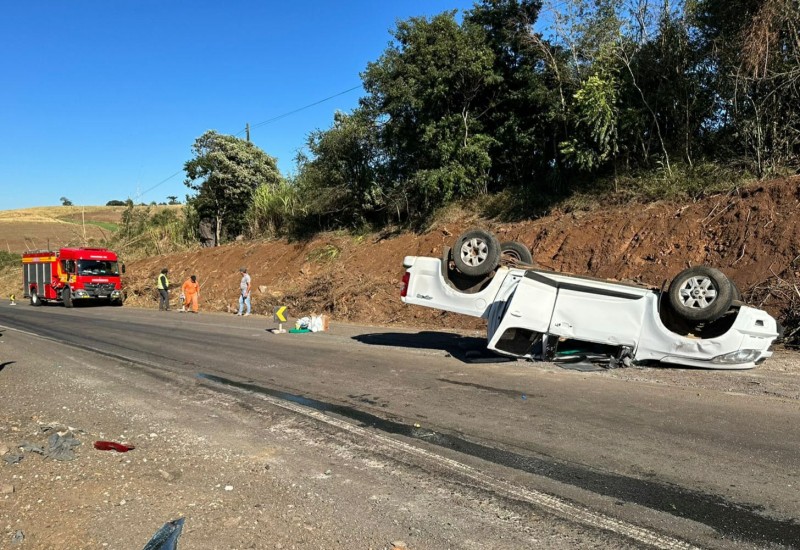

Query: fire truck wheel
[30,291,41,306]
[62,288,74,308]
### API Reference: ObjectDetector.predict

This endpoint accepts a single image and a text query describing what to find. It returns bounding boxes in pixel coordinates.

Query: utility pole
[246,123,250,142]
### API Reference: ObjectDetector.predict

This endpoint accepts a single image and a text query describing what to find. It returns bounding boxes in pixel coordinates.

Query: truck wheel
[500,241,533,265]
[62,288,73,308]
[30,291,41,306]
[668,266,733,323]
[453,229,501,277]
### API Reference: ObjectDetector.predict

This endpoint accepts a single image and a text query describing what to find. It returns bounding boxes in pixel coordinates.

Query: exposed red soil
[121,176,800,332]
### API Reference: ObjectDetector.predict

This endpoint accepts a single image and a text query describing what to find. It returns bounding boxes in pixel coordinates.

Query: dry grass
[0,205,182,254]
[0,205,124,223]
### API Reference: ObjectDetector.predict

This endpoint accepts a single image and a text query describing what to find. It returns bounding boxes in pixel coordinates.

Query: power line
[136,84,362,201]
[236,84,362,135]
[134,170,184,202]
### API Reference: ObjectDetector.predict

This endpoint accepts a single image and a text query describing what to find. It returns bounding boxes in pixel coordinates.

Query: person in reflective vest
[157,268,170,311]
[181,274,200,313]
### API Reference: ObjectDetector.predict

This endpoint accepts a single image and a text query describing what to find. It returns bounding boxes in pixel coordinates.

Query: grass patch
[306,244,341,263]
[85,221,119,232]
[0,251,21,269]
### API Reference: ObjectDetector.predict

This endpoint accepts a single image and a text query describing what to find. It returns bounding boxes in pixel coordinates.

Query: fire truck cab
[23,247,125,307]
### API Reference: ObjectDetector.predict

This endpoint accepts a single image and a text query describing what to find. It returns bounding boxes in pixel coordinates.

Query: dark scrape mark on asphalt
[438,378,545,399]
[349,394,380,405]
[197,372,800,548]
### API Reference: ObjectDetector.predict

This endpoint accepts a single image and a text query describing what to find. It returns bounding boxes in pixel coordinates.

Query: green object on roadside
[288,328,311,333]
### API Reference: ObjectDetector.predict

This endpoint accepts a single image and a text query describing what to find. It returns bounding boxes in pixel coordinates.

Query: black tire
[453,229,501,277]
[500,241,533,265]
[30,291,41,307]
[62,287,73,308]
[668,266,734,323]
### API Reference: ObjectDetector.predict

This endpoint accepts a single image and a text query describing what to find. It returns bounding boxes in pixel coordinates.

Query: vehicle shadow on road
[352,332,515,364]
[0,361,16,372]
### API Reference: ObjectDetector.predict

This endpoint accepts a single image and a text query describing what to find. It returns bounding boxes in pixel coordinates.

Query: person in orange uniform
[181,274,200,313]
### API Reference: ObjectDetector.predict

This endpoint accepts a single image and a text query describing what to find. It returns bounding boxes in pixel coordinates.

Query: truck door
[487,271,558,357]
[61,259,76,282]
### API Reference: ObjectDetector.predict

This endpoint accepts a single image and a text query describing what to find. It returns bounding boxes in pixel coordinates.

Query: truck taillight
[400,272,410,297]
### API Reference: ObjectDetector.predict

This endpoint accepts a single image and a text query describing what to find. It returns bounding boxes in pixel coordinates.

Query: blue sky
[0,1,478,209]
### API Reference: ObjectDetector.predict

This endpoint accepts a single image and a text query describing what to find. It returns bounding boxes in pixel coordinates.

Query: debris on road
[17,433,81,461]
[94,440,135,452]
[44,433,81,460]
[141,518,184,550]
[2,454,23,465]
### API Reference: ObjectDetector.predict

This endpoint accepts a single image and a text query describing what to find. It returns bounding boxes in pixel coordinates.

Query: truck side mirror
[121,264,126,274]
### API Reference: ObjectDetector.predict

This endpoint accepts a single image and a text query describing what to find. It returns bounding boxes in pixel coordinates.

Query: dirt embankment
[112,176,800,333]
[0,177,797,334]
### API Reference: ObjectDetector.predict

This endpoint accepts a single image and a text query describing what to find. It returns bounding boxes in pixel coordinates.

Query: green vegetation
[85,221,119,232]
[306,244,342,264]
[0,251,21,269]
[183,131,281,246]
[107,200,194,259]
[178,0,798,243]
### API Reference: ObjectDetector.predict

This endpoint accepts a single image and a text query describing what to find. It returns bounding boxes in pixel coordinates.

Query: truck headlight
[74,289,89,298]
[711,349,761,364]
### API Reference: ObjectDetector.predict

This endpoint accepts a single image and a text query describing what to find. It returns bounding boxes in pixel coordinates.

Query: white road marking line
[4,324,701,549]
[244,390,702,550]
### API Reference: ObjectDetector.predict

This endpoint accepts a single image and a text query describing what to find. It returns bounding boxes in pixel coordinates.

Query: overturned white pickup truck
[401,229,780,369]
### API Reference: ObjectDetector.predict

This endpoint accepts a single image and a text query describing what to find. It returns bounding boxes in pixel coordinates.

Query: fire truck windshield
[78,260,120,276]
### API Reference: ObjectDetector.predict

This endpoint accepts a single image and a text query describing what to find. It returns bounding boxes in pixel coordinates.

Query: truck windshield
[78,260,120,276]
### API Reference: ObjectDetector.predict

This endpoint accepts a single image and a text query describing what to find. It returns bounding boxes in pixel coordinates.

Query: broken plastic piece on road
[142,517,185,550]
[94,441,135,452]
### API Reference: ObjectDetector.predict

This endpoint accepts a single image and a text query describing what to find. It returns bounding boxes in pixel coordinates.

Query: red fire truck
[22,248,125,307]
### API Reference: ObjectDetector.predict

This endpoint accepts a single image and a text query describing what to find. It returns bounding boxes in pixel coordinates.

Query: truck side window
[62,260,76,274]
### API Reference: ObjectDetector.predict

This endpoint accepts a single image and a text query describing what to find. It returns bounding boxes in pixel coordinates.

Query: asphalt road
[1,303,798,549]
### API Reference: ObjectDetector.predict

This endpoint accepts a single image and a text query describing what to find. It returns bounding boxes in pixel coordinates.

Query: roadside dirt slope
[116,176,799,330]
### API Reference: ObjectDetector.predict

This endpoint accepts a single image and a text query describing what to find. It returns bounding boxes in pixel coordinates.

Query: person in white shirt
[237,267,252,316]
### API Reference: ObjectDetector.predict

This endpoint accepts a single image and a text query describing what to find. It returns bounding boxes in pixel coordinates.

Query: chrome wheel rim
[678,276,717,309]
[460,238,489,267]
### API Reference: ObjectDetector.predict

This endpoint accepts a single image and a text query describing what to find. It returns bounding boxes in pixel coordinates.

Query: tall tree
[695,0,800,174]
[361,12,501,218]
[184,131,280,245]
[466,0,565,193]
[295,110,384,229]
